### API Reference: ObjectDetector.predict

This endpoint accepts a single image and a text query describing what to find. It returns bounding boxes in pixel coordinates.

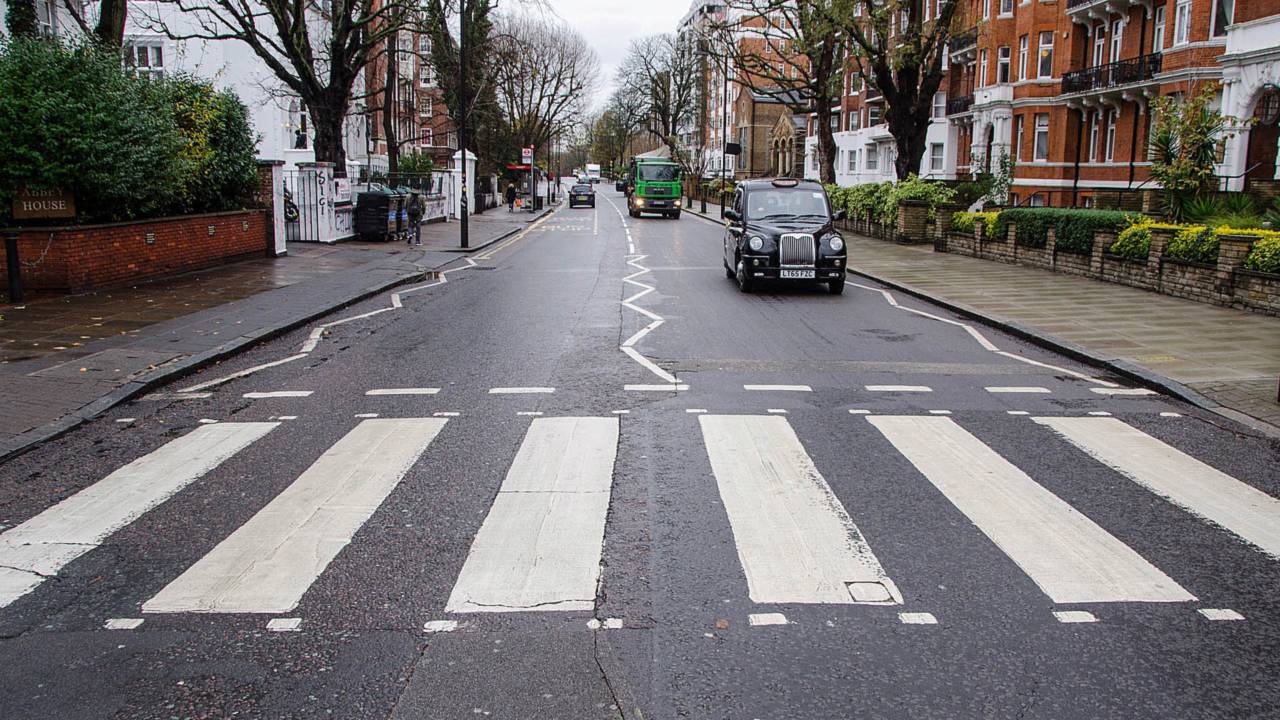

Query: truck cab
[627,159,683,219]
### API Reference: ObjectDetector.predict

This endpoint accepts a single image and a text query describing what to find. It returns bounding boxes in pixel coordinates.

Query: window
[1009,193,1020,206]
[998,46,1011,83]
[1093,24,1107,65]
[869,105,881,126]
[1018,35,1029,80]
[1014,115,1025,161]
[933,92,946,119]
[1105,109,1118,162]
[1089,111,1100,161]
[1001,0,1013,13]
[1153,6,1166,51]
[866,145,878,170]
[930,143,944,171]
[830,114,839,131]
[1029,193,1046,207]
[1174,0,1191,44]
[1034,113,1049,161]
[848,150,857,172]
[849,111,860,130]
[36,0,56,34]
[979,49,989,87]
[1212,0,1233,36]
[126,43,165,79]
[422,128,434,146]
[1110,20,1124,62]
[983,0,991,19]
[1037,31,1054,78]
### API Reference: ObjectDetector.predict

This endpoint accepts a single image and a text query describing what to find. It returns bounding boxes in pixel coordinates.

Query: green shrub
[994,208,1137,253]
[0,38,257,223]
[1109,223,1152,261]
[882,175,956,226]
[951,210,997,235]
[1244,234,1280,274]
[1165,226,1217,264]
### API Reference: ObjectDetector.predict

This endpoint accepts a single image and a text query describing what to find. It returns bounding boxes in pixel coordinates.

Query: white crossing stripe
[743,384,812,392]
[985,386,1051,394]
[866,385,932,392]
[365,388,441,396]
[1034,417,1280,559]
[143,418,445,614]
[748,612,789,626]
[868,416,1194,604]
[243,391,313,399]
[899,612,937,625]
[1199,608,1245,621]
[0,423,277,609]
[699,415,902,605]
[1054,610,1098,623]
[446,417,619,613]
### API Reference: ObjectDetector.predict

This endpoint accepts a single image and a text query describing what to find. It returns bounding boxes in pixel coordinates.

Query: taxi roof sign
[771,178,800,188]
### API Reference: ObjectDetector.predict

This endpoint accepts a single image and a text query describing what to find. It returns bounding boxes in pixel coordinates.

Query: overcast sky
[544,0,694,109]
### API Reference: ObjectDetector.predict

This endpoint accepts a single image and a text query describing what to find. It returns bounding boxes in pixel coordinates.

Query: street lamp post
[458,0,469,249]
[720,39,729,219]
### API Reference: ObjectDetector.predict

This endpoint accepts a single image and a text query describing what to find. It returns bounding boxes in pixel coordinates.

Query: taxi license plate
[780,269,815,279]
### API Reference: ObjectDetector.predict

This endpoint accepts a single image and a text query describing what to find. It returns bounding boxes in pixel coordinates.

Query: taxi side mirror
[832,209,846,221]
[724,208,740,222]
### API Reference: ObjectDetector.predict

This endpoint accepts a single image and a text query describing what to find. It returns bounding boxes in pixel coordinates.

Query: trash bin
[355,187,398,241]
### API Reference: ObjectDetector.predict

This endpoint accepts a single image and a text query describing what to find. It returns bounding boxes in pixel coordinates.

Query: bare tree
[139,0,410,175]
[844,0,960,178]
[421,0,510,169]
[490,13,598,158]
[614,33,701,166]
[712,0,849,185]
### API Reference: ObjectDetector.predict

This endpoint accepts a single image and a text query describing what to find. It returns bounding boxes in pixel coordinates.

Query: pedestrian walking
[406,192,424,245]
[505,182,517,212]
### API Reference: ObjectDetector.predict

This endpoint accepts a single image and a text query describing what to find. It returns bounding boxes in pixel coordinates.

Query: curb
[0,210,556,465]
[845,266,1280,440]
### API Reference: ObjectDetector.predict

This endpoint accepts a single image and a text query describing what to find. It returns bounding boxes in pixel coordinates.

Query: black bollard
[4,231,21,304]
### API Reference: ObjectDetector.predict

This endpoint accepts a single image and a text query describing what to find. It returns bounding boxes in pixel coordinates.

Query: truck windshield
[637,165,680,182]
[746,189,830,221]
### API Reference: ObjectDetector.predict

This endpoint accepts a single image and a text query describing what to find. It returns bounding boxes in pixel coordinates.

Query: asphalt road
[1,187,1278,720]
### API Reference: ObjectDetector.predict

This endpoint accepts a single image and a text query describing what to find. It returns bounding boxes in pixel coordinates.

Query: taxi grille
[779,234,816,266]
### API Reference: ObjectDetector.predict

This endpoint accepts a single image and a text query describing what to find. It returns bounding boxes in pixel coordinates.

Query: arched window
[1254,88,1280,127]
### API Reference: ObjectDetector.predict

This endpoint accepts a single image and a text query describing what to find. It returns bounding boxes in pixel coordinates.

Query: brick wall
[1160,260,1223,304]
[0,210,268,293]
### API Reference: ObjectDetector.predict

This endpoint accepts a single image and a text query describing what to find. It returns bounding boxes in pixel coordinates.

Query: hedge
[1244,234,1280,274]
[951,211,998,236]
[1107,221,1185,261]
[995,208,1139,254]
[1165,226,1218,265]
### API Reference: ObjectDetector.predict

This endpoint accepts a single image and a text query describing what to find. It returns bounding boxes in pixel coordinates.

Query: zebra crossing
[1,410,1276,626]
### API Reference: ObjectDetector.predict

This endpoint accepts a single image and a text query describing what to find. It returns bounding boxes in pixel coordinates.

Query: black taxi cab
[721,178,847,294]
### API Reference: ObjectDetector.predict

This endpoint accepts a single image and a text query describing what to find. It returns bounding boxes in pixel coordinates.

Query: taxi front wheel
[735,259,755,293]
[828,280,845,295]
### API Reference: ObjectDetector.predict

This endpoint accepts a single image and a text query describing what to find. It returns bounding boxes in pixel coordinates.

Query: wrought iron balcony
[948,27,978,55]
[1066,0,1096,8]
[1061,53,1162,94]
[947,94,974,115]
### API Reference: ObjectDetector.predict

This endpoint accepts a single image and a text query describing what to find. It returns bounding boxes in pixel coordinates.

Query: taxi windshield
[745,188,830,221]
[637,164,681,181]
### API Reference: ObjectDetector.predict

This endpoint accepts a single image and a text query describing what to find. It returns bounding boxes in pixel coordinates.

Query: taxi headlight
[748,236,764,251]
[828,235,844,252]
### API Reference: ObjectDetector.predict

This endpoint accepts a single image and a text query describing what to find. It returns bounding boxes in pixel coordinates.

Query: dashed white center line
[625,384,690,392]
[104,618,144,630]
[847,409,871,415]
[1006,410,1030,416]
[748,612,789,626]
[1160,412,1183,418]
[266,618,302,632]
[243,391,313,399]
[986,386,1051,394]
[1091,388,1157,396]
[366,388,441,396]
[743,384,812,392]
[899,612,938,625]
[928,410,952,415]
[1199,608,1245,621]
[423,619,459,633]
[866,385,932,392]
[517,411,543,416]
[488,387,555,394]
[433,412,461,417]
[1053,610,1098,624]
[685,409,708,414]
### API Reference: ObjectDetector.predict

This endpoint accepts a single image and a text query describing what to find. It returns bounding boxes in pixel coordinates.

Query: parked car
[568,183,596,208]
[721,178,847,295]
[615,179,627,192]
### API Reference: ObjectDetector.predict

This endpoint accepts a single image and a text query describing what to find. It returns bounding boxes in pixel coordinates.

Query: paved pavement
[0,208,546,459]
[0,188,1277,719]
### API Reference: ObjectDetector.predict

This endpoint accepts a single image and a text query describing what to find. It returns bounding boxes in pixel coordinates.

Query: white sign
[333,178,352,204]
[521,147,533,163]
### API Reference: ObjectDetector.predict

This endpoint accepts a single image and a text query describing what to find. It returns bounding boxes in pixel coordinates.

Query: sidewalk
[0,206,551,461]
[684,203,1280,435]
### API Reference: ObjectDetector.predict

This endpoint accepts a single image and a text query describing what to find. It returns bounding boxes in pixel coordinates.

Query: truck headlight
[635,198,644,207]
[748,236,764,251]
[828,235,844,252]
[675,199,682,207]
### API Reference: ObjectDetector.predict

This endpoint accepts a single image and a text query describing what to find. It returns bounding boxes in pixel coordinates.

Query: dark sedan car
[721,178,847,295]
[568,183,596,208]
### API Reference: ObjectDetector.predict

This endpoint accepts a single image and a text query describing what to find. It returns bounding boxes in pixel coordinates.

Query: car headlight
[748,236,764,251]
[828,235,844,252]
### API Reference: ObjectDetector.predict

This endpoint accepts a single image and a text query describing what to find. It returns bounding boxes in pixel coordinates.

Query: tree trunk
[384,28,399,176]
[887,101,929,180]
[312,105,349,178]
[5,0,37,36]
[94,0,127,46]
[815,103,837,185]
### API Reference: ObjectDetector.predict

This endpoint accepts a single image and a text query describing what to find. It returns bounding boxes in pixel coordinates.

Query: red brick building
[364,18,458,173]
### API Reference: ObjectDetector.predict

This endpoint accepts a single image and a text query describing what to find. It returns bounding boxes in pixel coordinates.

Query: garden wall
[1,209,269,293]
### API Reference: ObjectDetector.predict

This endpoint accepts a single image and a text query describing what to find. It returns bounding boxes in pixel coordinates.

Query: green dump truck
[625,157,683,219]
